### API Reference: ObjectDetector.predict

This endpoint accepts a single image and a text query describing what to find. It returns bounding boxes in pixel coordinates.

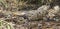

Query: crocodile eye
[22,15,28,19]
[39,12,41,14]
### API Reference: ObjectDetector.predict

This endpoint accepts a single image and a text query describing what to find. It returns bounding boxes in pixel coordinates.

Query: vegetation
[0,20,14,29]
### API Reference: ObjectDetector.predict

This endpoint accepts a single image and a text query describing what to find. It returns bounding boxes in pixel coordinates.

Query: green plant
[0,20,14,29]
